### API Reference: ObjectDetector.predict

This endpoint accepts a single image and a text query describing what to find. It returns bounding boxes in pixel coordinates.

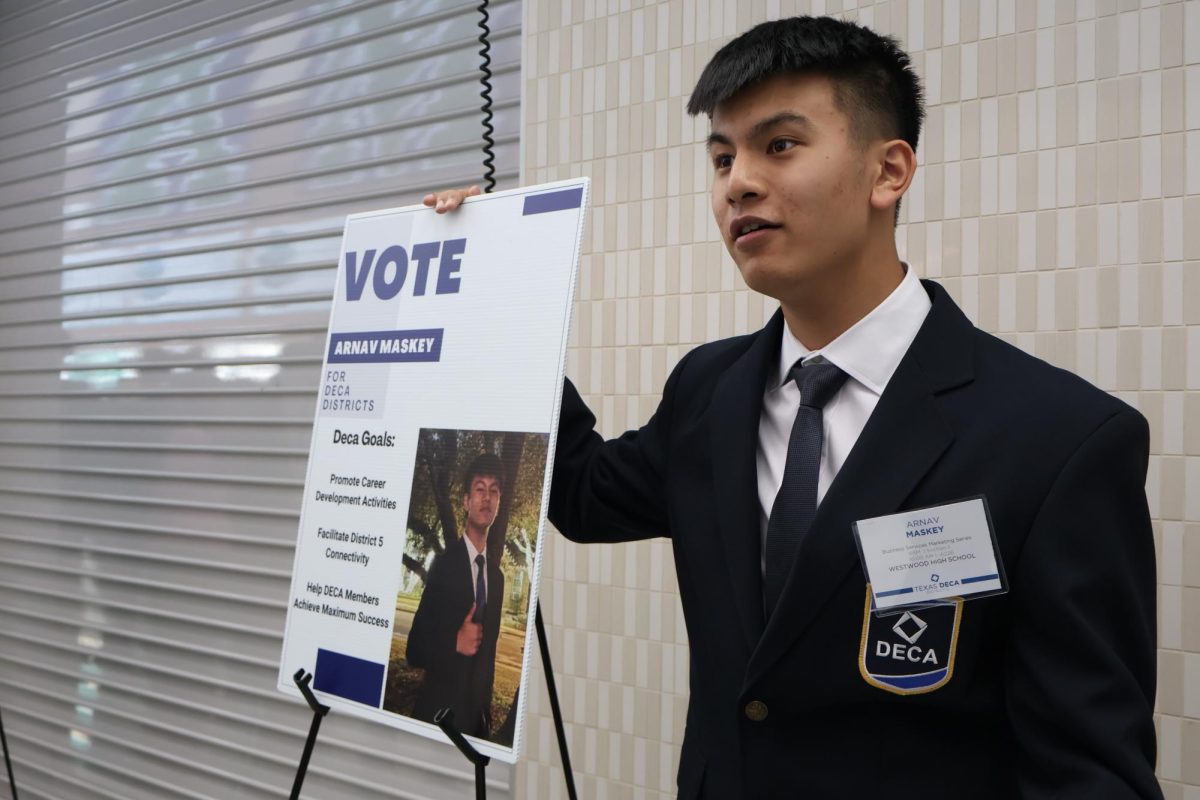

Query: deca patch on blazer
[859,585,962,695]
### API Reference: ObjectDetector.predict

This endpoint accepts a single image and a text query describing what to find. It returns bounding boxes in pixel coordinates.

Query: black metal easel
[434,708,490,799]
[286,598,577,799]
[288,669,329,800]
[534,604,577,799]
[1,703,19,800]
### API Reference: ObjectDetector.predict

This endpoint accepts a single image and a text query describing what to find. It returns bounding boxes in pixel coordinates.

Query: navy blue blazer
[549,280,1159,799]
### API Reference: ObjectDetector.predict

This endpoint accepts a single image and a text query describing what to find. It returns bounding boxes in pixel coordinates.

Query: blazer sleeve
[405,551,459,670]
[1004,409,1161,799]
[548,352,691,543]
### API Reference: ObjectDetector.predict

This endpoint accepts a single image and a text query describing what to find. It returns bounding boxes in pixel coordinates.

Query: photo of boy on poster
[384,429,548,746]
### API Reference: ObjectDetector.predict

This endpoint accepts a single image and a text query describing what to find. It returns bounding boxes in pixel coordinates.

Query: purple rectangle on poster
[327,329,443,363]
[522,187,583,215]
[314,648,385,707]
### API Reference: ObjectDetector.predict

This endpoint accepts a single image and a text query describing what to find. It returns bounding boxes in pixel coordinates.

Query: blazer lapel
[707,310,784,650]
[747,282,975,685]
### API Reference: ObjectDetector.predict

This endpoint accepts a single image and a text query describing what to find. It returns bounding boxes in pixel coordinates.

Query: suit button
[745,700,768,722]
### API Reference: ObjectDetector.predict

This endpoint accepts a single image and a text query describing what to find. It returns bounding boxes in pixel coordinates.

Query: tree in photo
[403,428,547,597]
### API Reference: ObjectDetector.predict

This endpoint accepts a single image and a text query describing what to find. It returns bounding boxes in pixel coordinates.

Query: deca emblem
[859,584,962,695]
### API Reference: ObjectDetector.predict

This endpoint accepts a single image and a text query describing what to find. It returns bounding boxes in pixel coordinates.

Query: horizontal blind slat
[0,162,520,256]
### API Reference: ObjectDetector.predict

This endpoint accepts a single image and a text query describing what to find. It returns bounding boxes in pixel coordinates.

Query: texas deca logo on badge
[859,585,963,695]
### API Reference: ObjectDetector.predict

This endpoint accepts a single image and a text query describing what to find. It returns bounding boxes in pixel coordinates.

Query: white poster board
[278,179,589,763]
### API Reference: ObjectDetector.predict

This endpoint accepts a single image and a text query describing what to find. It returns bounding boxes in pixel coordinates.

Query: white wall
[516,1,1200,797]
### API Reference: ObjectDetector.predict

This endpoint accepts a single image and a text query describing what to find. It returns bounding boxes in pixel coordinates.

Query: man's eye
[769,139,797,153]
[712,153,732,170]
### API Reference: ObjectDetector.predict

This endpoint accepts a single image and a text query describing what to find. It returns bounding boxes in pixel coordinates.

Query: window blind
[0,1,520,797]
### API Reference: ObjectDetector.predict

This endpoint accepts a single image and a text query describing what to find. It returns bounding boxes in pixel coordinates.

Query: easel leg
[535,602,577,800]
[0,705,17,800]
[290,669,330,800]
[290,711,324,800]
[435,708,490,799]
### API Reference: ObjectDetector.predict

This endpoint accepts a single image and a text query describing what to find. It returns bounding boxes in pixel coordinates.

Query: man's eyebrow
[751,111,813,139]
[706,111,813,151]
[705,131,732,151]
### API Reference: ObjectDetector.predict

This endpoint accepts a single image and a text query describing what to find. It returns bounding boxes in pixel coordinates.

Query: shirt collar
[464,534,484,563]
[771,263,931,396]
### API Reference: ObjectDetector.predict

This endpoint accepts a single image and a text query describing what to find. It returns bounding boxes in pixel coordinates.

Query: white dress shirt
[464,534,488,603]
[756,264,931,574]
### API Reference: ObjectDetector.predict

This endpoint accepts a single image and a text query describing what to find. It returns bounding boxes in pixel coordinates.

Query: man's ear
[869,139,917,214]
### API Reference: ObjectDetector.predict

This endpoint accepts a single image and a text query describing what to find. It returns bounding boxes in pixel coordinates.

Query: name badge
[852,497,1007,613]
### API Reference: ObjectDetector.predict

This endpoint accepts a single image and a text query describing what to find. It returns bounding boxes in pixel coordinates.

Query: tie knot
[475,554,485,567]
[788,360,848,410]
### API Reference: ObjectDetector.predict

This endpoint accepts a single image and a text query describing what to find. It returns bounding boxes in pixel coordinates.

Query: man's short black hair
[462,453,504,496]
[687,16,924,153]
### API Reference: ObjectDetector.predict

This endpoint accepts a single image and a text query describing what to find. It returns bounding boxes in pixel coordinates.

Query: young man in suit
[405,453,505,738]
[428,15,1159,799]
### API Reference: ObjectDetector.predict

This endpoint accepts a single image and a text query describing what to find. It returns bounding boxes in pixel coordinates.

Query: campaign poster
[277,179,588,763]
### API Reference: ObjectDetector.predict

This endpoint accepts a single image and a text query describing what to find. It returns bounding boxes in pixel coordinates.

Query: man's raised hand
[423,185,480,214]
[456,603,483,656]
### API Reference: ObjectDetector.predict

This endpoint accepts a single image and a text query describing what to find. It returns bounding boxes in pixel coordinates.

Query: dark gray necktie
[764,360,848,615]
[473,554,486,624]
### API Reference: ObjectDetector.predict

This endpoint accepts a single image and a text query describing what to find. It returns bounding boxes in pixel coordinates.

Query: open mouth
[731,218,781,242]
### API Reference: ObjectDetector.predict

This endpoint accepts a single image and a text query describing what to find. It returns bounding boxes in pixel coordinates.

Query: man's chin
[737,263,795,301]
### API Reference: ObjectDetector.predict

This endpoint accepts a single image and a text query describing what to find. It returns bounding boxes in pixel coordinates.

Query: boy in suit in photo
[428,15,1159,799]
[405,453,505,738]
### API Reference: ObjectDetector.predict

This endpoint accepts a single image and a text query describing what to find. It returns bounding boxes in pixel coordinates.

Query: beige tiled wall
[515,1,1200,796]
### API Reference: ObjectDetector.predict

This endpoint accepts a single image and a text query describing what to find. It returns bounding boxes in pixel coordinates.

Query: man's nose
[725,155,764,205]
